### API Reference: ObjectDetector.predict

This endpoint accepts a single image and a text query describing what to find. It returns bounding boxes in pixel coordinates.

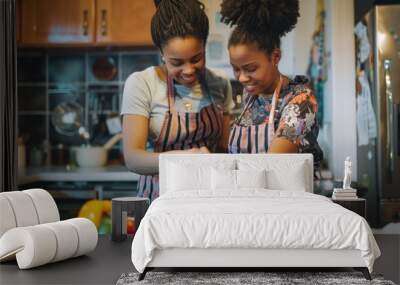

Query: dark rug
[116,271,396,285]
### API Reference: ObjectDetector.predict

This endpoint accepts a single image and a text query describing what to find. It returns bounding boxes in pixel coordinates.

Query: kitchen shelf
[19,111,48,115]
[47,83,86,89]
[88,82,123,86]
[18,82,48,87]
[88,111,118,115]
[17,49,160,168]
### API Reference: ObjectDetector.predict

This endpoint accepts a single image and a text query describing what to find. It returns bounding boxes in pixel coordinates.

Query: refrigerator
[356,4,400,227]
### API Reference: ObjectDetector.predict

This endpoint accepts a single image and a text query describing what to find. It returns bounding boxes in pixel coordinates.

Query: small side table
[331,198,366,218]
[111,197,150,241]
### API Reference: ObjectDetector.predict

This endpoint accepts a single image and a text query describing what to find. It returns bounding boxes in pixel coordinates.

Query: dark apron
[228,76,282,154]
[137,75,223,201]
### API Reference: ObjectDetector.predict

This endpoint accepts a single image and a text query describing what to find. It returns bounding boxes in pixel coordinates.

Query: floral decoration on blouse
[239,76,323,170]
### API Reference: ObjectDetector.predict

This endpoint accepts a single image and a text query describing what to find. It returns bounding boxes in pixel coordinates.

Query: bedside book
[332,196,359,200]
[332,188,358,200]
[333,188,357,193]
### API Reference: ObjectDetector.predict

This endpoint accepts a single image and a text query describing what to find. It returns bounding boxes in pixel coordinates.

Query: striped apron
[228,76,283,154]
[137,75,223,201]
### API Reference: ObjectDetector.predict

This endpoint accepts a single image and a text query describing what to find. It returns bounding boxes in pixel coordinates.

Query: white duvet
[131,190,380,273]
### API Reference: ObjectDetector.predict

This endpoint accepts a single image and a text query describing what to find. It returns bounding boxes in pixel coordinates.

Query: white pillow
[168,163,210,191]
[238,159,308,191]
[237,169,267,189]
[211,168,236,190]
[167,160,235,192]
[265,162,307,191]
[211,168,267,190]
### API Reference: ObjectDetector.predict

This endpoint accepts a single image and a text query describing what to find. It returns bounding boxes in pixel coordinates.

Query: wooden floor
[373,232,400,284]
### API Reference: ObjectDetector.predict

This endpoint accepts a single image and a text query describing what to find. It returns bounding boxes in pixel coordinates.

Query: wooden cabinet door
[95,0,155,46]
[21,0,95,45]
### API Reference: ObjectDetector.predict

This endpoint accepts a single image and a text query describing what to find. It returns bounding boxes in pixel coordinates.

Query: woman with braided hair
[121,0,234,201]
[221,0,323,171]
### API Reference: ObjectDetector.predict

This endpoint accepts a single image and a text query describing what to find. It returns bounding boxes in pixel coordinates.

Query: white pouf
[23,188,60,223]
[0,219,98,269]
[0,189,98,269]
[0,196,17,237]
[1,191,39,227]
[0,225,57,269]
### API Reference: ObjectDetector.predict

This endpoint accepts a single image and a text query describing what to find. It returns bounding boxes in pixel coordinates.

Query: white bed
[131,154,380,280]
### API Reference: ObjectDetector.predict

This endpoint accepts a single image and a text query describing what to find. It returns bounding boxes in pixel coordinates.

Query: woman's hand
[187,146,210,154]
[123,115,211,175]
[199,146,210,153]
[217,114,232,152]
[268,137,298,153]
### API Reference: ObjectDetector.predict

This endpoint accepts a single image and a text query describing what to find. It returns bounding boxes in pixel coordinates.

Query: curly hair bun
[154,0,204,9]
[151,0,208,49]
[220,0,299,38]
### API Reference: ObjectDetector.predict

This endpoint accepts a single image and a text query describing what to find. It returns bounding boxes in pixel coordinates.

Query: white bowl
[74,146,107,168]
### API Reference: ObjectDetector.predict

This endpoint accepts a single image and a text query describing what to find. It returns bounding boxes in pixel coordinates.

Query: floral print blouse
[238,76,323,170]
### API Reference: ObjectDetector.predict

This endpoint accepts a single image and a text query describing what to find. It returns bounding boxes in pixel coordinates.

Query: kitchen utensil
[29,147,43,167]
[17,138,26,172]
[78,126,91,143]
[92,56,117,81]
[51,144,69,166]
[90,113,109,146]
[106,116,122,135]
[74,133,122,168]
[74,146,108,168]
[103,133,122,150]
[51,101,83,136]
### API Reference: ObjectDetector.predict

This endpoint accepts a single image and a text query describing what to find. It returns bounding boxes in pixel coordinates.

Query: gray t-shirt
[121,66,234,142]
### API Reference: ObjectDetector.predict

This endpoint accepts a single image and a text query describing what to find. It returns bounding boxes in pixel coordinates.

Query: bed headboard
[159,153,314,196]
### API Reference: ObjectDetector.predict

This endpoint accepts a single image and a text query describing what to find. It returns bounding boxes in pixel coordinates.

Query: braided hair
[220,0,299,54]
[151,0,209,49]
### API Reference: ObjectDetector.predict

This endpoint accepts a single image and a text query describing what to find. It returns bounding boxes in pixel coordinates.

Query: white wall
[281,0,357,180]
[325,0,357,180]
[202,0,234,78]
[280,0,317,76]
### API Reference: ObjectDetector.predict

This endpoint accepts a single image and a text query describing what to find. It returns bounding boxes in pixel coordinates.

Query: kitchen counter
[18,165,140,185]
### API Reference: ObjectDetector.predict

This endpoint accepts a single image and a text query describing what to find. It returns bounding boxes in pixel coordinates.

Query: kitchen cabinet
[19,0,155,46]
[95,0,155,46]
[20,0,96,45]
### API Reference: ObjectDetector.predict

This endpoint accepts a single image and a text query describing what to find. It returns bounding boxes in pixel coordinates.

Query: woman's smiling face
[229,43,280,95]
[162,36,206,87]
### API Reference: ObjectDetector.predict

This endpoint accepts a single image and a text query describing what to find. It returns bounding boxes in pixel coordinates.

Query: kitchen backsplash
[17,49,160,167]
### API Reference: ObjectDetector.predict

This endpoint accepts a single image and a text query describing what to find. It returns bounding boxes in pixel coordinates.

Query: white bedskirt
[131,190,380,273]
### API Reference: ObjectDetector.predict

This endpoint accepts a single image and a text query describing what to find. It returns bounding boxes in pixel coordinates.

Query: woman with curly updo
[221,0,323,170]
[121,0,234,201]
